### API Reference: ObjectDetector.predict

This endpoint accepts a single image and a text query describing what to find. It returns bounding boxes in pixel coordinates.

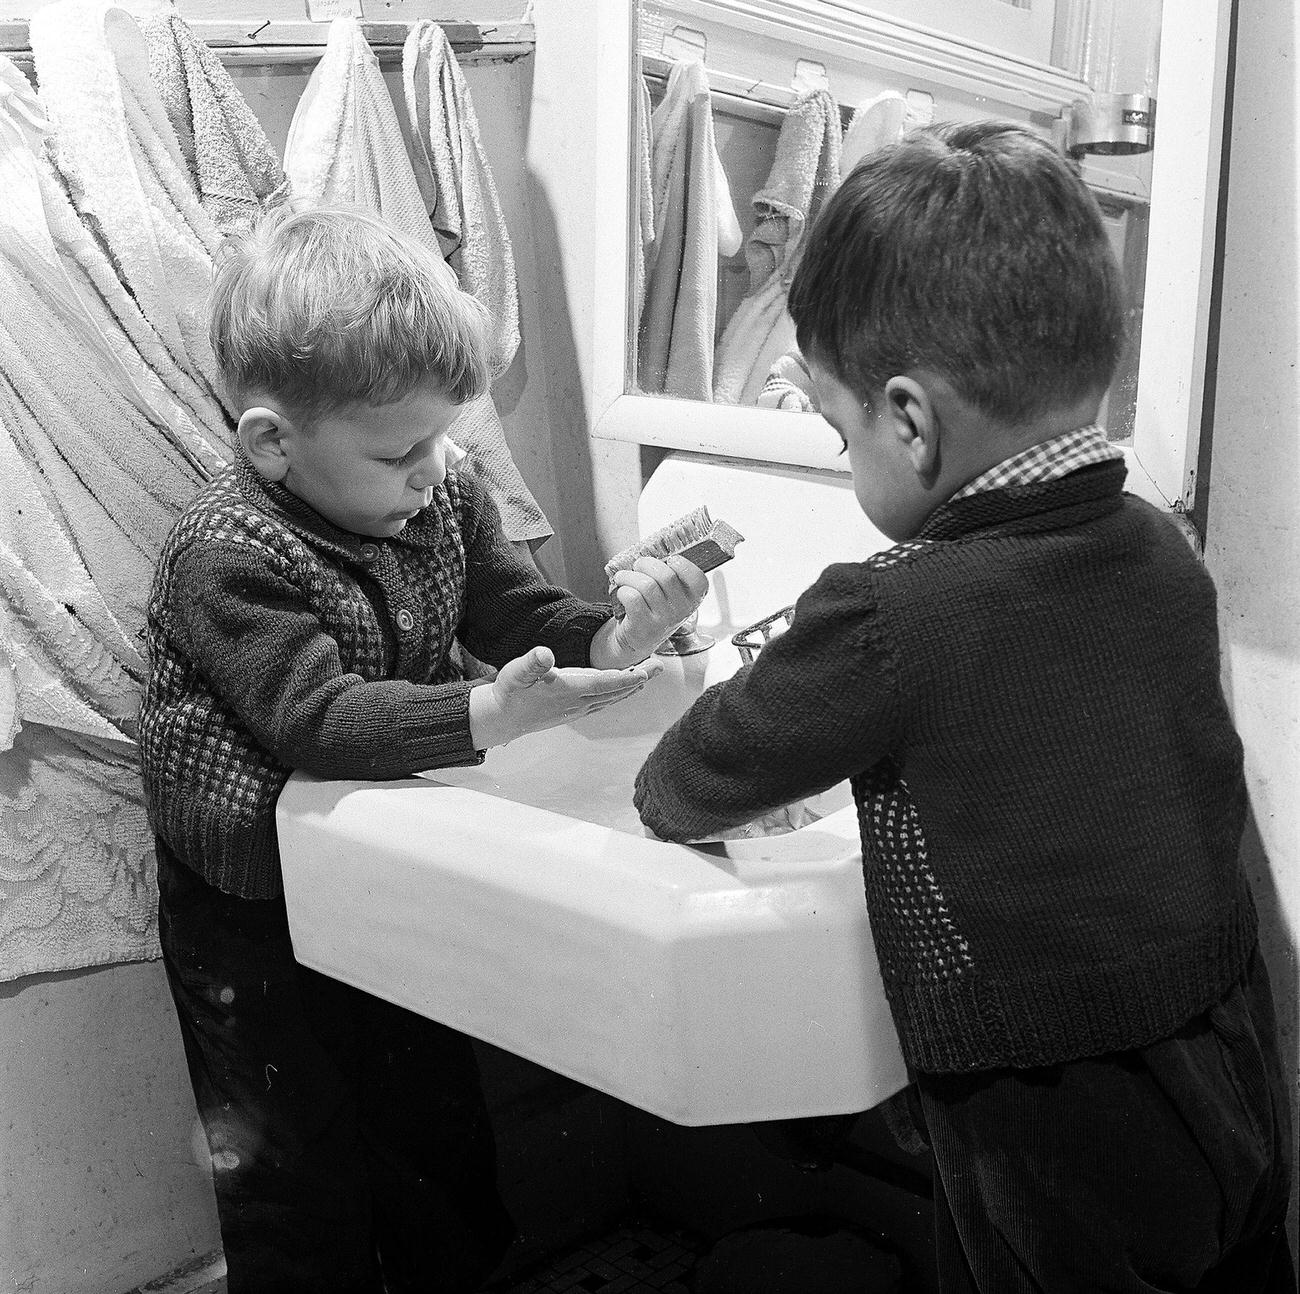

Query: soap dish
[731,605,796,665]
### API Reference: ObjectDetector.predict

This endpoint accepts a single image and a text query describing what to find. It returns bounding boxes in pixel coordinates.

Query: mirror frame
[585,0,1234,511]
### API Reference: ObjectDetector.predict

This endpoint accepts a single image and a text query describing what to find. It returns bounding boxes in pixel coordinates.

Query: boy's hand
[468,646,662,749]
[590,554,709,668]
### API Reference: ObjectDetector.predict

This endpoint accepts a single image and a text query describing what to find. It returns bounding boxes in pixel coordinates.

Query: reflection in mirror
[629,0,1160,445]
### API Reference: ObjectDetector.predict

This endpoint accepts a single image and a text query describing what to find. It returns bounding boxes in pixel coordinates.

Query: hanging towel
[0,57,228,471]
[0,724,156,980]
[284,16,447,260]
[286,18,551,545]
[144,11,289,237]
[30,0,229,416]
[639,59,741,401]
[713,88,840,406]
[756,347,818,412]
[402,20,520,375]
[0,51,217,981]
[631,74,656,330]
[841,90,911,177]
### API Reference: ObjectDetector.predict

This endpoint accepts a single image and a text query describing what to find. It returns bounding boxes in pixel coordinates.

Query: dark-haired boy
[635,121,1293,1291]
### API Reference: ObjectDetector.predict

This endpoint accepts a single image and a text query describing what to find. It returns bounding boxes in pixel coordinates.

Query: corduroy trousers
[157,843,514,1294]
[911,949,1293,1293]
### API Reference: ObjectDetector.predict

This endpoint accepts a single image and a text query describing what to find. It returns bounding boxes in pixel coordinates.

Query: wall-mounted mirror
[587,0,1233,511]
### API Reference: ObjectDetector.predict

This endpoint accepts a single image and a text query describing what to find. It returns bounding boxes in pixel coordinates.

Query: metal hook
[247,19,270,40]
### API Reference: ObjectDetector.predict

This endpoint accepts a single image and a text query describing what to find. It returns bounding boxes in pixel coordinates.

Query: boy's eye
[380,455,408,467]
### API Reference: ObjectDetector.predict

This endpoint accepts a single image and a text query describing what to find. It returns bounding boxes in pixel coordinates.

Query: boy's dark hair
[788,120,1125,424]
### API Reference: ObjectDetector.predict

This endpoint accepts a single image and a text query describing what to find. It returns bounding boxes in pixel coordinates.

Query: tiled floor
[494,1223,701,1294]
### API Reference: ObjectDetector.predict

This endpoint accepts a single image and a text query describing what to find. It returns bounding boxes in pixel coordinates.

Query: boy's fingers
[580,679,643,701]
[499,645,557,690]
[664,553,709,598]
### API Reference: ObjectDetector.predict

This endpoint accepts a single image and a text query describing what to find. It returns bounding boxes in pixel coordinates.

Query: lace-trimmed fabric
[0,44,217,980]
[0,726,156,980]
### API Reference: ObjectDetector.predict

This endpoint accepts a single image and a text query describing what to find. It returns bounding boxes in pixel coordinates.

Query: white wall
[1204,0,1300,1252]
[0,963,220,1292]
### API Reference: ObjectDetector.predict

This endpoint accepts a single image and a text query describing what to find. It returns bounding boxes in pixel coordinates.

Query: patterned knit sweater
[634,461,1258,1073]
[141,454,609,899]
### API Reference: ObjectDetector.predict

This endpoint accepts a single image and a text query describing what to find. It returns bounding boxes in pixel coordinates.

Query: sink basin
[277,638,907,1126]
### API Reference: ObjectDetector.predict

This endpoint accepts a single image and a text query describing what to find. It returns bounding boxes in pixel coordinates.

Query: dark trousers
[911,950,1294,1293]
[158,844,514,1293]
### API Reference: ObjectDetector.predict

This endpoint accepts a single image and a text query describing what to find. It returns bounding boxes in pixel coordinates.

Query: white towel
[286,18,551,545]
[30,0,229,411]
[285,17,447,262]
[144,11,290,237]
[639,60,741,401]
[841,90,912,176]
[713,89,840,406]
[402,20,520,375]
[631,74,655,329]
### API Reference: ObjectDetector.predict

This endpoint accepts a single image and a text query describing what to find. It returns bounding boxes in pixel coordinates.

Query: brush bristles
[604,506,718,583]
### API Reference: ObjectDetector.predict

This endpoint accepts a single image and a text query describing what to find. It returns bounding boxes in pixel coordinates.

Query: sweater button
[360,543,379,562]
[395,609,415,632]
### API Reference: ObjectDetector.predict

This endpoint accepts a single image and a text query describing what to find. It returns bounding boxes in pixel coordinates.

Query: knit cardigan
[141,454,609,899]
[634,462,1258,1074]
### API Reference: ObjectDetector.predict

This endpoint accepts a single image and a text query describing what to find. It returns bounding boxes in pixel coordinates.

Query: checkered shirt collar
[951,425,1122,502]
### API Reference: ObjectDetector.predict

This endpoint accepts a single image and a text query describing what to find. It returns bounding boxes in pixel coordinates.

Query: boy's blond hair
[209,204,491,424]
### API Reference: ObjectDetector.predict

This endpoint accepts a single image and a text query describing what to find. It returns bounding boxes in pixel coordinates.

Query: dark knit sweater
[634,461,1258,1073]
[141,453,609,899]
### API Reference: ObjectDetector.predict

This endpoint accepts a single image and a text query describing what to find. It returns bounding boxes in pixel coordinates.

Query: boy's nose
[409,451,445,491]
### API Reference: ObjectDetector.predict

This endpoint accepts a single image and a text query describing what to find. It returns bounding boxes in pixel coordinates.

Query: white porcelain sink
[277,638,907,1126]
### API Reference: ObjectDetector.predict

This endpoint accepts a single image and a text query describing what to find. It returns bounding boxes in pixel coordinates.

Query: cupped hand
[468,646,663,748]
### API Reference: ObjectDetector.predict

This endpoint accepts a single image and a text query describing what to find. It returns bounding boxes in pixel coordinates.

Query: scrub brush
[604,506,745,596]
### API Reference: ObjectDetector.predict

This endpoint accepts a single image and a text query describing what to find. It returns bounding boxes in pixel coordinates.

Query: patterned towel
[403,19,520,375]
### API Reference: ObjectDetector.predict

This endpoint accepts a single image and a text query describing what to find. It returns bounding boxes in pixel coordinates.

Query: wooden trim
[0,17,534,57]
[641,0,1089,118]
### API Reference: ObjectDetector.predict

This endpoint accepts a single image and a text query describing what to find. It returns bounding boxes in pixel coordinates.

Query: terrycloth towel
[713,89,840,406]
[0,58,228,470]
[0,52,217,981]
[30,0,229,417]
[286,18,551,545]
[631,73,655,329]
[284,16,448,261]
[144,11,290,237]
[841,90,911,176]
[756,347,818,412]
[402,20,520,374]
[639,59,741,401]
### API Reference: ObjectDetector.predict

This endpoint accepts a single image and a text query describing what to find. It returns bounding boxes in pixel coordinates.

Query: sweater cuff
[397,681,485,770]
[551,606,616,669]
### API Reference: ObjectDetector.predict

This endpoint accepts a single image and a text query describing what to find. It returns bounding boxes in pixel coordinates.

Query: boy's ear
[882,376,940,482]
[238,406,294,482]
